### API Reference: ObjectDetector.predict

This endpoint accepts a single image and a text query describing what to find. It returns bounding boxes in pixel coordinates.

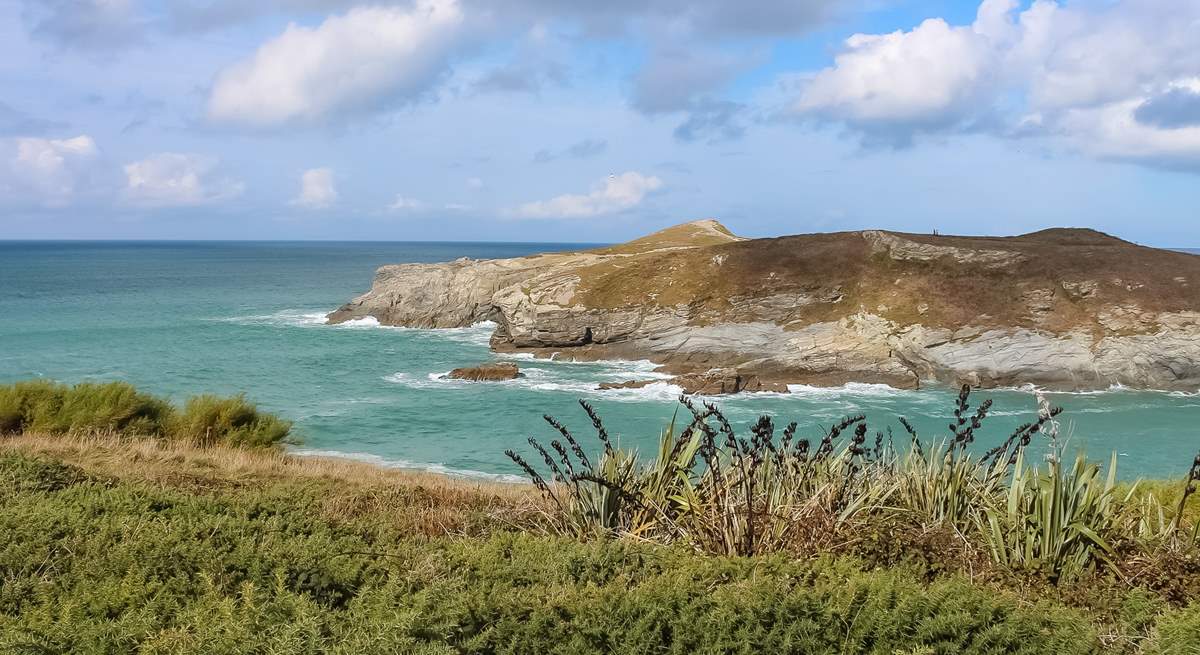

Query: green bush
[0,452,1137,654]
[0,379,67,433]
[0,380,169,435]
[1145,602,1200,654]
[54,381,173,435]
[173,393,292,448]
[0,380,289,448]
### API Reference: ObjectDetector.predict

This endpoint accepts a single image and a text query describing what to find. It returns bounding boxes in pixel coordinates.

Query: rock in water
[444,362,521,381]
[600,370,789,395]
[672,370,790,395]
[331,220,1200,392]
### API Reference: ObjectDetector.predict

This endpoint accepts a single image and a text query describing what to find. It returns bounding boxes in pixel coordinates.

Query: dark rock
[444,362,521,381]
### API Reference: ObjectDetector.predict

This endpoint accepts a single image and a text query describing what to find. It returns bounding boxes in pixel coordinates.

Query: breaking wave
[218,310,330,327]
[382,367,685,402]
[785,382,909,398]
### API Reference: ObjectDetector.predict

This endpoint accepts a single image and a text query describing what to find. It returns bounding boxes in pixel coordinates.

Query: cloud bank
[790,0,1200,168]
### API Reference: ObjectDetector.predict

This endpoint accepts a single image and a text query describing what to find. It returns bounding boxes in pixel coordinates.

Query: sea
[2,241,1199,481]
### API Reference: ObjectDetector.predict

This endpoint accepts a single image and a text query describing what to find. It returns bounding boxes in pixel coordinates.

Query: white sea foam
[220,310,329,327]
[382,367,686,401]
[289,448,525,483]
[337,316,381,327]
[431,321,498,347]
[219,312,501,342]
[785,382,907,398]
[995,382,1168,396]
[596,381,686,402]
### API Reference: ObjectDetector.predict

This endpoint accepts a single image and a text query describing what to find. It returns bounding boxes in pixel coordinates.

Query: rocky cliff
[328,220,1200,391]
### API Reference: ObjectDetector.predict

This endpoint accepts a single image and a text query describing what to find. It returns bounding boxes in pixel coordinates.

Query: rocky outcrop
[443,362,521,381]
[330,220,1200,392]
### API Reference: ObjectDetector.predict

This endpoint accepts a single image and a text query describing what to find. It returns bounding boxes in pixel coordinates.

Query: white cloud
[511,171,663,219]
[790,0,1200,168]
[1060,101,1200,171]
[388,194,424,211]
[207,0,465,127]
[5,135,99,207]
[795,14,999,135]
[122,153,244,207]
[386,195,472,213]
[466,176,484,189]
[292,168,337,209]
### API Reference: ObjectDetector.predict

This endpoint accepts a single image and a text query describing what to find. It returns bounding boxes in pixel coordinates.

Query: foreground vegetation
[0,432,1198,654]
[0,380,291,448]
[3,379,1200,653]
[509,389,1200,595]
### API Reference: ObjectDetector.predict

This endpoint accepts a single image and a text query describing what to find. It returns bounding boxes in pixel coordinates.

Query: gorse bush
[0,380,290,448]
[0,380,171,435]
[173,393,292,448]
[0,379,63,433]
[508,387,1200,584]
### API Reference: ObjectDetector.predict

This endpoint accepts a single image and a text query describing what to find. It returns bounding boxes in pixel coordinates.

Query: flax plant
[506,387,1200,584]
[979,449,1121,582]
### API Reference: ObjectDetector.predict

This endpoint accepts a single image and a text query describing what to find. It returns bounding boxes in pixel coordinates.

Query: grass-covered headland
[2,380,1200,653]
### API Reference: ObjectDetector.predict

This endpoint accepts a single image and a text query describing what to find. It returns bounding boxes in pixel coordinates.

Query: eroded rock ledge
[329,220,1200,392]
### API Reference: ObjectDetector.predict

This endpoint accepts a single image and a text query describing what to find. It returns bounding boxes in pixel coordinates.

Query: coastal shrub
[980,451,1121,583]
[172,393,292,448]
[1145,602,1200,654]
[0,380,290,448]
[0,452,1123,654]
[0,379,67,433]
[53,381,173,435]
[0,380,171,435]
[508,387,1200,584]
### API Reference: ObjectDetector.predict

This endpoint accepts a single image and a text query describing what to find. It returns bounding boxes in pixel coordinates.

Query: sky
[1,0,1198,245]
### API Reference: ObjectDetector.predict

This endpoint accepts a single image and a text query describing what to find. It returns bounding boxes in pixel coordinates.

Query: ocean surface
[2,241,1199,481]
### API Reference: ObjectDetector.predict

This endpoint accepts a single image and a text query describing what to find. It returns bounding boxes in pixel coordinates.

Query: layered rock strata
[330,220,1200,392]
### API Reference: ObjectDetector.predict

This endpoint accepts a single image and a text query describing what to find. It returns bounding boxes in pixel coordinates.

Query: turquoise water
[2,241,1198,481]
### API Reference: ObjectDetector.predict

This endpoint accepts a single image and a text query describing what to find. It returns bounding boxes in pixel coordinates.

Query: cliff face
[328,220,1200,391]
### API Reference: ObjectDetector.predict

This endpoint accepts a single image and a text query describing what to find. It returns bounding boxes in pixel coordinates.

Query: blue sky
[1,0,1198,245]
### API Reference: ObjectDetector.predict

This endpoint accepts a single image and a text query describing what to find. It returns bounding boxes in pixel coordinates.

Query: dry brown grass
[1,431,548,537]
[571,225,1200,334]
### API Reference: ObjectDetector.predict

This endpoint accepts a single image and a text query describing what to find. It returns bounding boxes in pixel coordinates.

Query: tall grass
[0,380,291,449]
[508,386,1200,584]
[172,394,292,448]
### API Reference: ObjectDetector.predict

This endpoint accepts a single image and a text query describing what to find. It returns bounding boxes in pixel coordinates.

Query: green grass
[4,381,1200,653]
[0,442,1199,654]
[0,380,290,449]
